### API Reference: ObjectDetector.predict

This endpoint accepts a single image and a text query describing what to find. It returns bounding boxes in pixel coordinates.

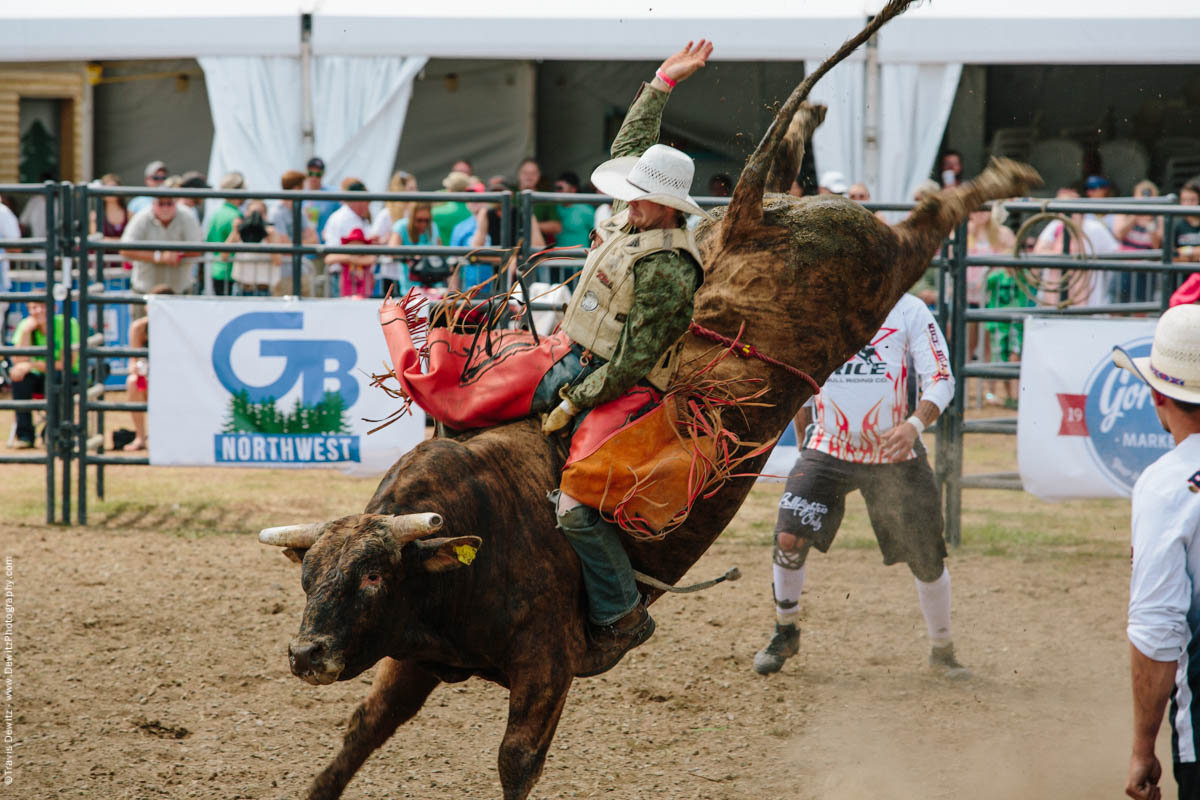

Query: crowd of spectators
[3,144,1200,441]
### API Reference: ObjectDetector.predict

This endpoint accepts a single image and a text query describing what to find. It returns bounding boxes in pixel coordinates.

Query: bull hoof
[978,156,1043,199]
[790,102,827,137]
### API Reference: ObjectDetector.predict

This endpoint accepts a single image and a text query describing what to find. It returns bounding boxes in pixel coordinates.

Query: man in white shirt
[119,195,203,299]
[0,198,20,334]
[752,294,967,678]
[320,181,373,297]
[1033,186,1120,307]
[1119,304,1200,800]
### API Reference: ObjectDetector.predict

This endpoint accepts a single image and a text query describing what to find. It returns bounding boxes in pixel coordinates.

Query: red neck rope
[688,321,821,394]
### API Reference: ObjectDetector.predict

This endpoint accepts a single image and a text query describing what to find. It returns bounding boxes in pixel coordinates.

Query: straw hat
[1112,304,1200,404]
[591,144,710,220]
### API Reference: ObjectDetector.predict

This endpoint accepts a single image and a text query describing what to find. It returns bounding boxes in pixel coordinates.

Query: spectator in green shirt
[431,170,473,239]
[8,301,79,449]
[553,171,595,249]
[205,172,245,295]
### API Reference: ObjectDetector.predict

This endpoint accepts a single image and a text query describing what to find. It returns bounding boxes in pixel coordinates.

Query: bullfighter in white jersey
[752,293,966,677]
[1119,304,1200,800]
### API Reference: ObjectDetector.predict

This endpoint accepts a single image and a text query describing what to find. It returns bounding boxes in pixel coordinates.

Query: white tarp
[200,55,427,196]
[1017,317,1172,500]
[147,296,425,476]
[760,422,801,482]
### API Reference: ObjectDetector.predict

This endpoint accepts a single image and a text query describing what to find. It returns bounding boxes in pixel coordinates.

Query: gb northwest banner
[147,297,425,475]
[1017,316,1169,499]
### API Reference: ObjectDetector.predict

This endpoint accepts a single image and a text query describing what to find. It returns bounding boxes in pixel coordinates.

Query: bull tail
[723,0,920,240]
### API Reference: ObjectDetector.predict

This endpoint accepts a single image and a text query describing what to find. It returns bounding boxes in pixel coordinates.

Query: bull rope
[688,321,822,394]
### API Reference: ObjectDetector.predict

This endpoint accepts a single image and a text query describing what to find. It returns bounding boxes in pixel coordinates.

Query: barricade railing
[11,183,1197,536]
[0,182,64,523]
[68,184,523,524]
[937,196,1194,545]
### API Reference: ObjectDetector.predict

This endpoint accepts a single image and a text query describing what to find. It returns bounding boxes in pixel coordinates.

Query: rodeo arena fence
[1,182,1191,543]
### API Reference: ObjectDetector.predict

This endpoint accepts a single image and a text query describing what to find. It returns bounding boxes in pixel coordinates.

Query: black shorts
[775,446,947,571]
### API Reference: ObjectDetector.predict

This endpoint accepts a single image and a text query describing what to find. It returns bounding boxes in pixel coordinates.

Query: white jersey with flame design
[806,294,955,464]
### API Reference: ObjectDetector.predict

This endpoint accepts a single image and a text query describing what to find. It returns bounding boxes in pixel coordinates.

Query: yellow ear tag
[454,544,477,565]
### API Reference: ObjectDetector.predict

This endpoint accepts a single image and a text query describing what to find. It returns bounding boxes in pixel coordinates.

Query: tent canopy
[5,1,1198,64]
[0,1,305,60]
[310,0,864,61]
[877,0,1200,64]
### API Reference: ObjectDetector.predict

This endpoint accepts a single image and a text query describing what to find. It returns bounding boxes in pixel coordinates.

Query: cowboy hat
[1112,304,1200,404]
[591,144,711,220]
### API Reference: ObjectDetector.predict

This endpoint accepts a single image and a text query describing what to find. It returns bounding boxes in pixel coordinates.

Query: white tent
[2,1,1198,200]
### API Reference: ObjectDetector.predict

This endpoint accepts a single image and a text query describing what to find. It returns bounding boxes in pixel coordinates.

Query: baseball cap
[1085,175,1112,190]
[819,170,849,195]
[1112,304,1200,404]
[180,171,209,189]
[306,157,325,172]
[144,160,167,178]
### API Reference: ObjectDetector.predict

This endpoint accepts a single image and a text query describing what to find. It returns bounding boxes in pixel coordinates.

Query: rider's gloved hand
[542,396,580,435]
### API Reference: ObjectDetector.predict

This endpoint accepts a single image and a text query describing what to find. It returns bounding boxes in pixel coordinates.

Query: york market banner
[147,297,425,475]
[1018,317,1170,499]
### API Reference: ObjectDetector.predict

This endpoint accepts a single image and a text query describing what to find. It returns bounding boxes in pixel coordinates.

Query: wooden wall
[0,65,87,183]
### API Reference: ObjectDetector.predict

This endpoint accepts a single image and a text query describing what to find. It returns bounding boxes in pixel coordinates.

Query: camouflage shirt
[565,83,702,409]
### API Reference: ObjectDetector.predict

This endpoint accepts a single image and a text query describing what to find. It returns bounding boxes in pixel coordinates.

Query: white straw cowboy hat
[591,144,712,220]
[1112,304,1200,404]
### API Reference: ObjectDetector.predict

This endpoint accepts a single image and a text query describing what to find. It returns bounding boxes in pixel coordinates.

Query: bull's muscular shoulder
[364,419,562,518]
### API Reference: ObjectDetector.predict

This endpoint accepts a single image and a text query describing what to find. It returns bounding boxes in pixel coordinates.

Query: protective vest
[560,209,703,391]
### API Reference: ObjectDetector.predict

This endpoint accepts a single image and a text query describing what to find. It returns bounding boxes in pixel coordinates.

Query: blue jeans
[550,490,639,625]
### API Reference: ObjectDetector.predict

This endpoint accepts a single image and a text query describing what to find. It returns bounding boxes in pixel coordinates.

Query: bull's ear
[282,548,307,565]
[414,536,483,573]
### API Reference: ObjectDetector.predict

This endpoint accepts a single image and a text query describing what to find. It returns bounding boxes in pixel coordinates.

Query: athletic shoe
[753,623,800,675]
[929,642,972,680]
[11,438,35,450]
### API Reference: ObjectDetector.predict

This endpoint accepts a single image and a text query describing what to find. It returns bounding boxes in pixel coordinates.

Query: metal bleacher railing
[4,183,1195,536]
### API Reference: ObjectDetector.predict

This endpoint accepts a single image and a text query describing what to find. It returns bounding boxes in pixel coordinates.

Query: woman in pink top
[966,206,1015,362]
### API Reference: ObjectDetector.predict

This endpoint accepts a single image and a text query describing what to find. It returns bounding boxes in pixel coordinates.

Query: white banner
[760,422,800,481]
[147,297,425,476]
[1017,316,1170,499]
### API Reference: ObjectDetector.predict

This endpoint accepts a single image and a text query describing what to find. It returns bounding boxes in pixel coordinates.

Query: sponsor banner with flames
[147,297,426,475]
[1018,317,1170,499]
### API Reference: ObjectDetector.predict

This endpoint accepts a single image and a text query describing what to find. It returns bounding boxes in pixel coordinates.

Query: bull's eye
[361,573,382,589]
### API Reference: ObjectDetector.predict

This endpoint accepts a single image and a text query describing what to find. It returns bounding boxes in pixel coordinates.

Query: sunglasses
[308,170,324,177]
[149,173,167,182]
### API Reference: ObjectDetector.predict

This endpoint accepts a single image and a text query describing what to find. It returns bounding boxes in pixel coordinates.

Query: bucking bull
[258,3,1041,798]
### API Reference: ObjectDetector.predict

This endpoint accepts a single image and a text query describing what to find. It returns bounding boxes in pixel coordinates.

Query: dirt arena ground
[2,407,1168,799]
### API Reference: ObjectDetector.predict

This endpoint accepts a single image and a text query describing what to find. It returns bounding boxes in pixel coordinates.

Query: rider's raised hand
[654,40,713,89]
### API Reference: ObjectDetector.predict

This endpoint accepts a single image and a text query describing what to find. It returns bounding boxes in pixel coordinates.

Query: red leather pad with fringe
[380,294,574,429]
[562,391,719,537]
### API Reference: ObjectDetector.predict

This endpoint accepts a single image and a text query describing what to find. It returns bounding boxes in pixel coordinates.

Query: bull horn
[384,512,444,540]
[259,523,325,548]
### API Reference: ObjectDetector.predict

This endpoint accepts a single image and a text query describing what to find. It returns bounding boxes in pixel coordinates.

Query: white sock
[915,566,952,647]
[773,563,806,626]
